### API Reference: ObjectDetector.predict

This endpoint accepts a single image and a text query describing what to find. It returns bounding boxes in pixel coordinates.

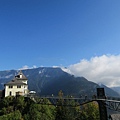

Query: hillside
[0,67,119,97]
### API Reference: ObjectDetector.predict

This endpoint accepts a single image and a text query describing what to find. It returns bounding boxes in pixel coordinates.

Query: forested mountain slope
[0,67,119,97]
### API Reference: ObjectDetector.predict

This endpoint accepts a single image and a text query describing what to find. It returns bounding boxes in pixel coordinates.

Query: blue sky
[1,0,120,71]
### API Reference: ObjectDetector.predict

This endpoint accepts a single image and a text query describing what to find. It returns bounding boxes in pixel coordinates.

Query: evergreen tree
[77,102,100,120]
[55,90,79,120]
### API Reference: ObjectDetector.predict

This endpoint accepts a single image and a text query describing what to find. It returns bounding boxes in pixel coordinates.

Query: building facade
[4,71,28,97]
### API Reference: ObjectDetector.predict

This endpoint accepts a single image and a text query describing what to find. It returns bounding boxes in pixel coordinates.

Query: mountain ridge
[0,67,119,97]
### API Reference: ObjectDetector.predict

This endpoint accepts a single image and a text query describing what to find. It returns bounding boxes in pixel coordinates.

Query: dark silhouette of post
[97,88,108,120]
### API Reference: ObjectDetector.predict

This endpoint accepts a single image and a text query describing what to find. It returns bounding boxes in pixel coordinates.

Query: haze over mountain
[0,67,119,97]
[111,87,120,95]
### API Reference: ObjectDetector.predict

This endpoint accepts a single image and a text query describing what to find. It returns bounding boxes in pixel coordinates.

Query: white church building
[4,71,28,97]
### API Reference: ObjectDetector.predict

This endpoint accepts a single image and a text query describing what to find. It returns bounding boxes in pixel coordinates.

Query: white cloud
[61,67,73,75]
[19,65,29,70]
[52,66,59,68]
[32,65,37,69]
[19,65,37,70]
[66,55,120,87]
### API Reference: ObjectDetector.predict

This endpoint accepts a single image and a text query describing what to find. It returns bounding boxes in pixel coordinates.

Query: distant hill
[0,67,119,97]
[111,86,120,95]
[98,83,120,97]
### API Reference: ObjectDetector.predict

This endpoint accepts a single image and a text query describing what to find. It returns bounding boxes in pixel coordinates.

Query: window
[9,91,12,96]
[9,86,13,88]
[17,85,21,88]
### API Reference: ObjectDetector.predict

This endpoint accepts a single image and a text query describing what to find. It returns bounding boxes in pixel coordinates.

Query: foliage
[55,90,80,120]
[0,110,22,120]
[78,102,100,120]
[55,91,100,120]
[0,96,14,108]
[24,104,55,120]
[0,95,100,120]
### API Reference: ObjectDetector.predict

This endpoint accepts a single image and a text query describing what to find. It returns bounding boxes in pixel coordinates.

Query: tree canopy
[0,94,100,120]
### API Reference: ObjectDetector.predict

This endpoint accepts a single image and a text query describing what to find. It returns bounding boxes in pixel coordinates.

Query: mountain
[98,83,120,97]
[0,67,119,97]
[111,86,120,95]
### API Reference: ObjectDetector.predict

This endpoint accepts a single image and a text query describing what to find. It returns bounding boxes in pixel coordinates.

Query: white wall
[5,85,28,97]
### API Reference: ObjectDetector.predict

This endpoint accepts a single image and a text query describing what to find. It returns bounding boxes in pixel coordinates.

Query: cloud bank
[18,55,120,87]
[19,65,37,70]
[65,55,120,87]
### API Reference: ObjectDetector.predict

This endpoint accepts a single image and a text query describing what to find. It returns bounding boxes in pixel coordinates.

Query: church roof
[14,70,28,80]
[4,80,26,85]
[4,71,28,86]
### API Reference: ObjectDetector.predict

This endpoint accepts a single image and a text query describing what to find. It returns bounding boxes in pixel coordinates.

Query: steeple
[15,70,27,80]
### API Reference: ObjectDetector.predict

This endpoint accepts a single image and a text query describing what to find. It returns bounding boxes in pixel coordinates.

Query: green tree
[24,103,55,120]
[13,96,25,113]
[0,96,14,115]
[0,96,14,108]
[0,110,22,120]
[55,91,79,120]
[77,102,100,120]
